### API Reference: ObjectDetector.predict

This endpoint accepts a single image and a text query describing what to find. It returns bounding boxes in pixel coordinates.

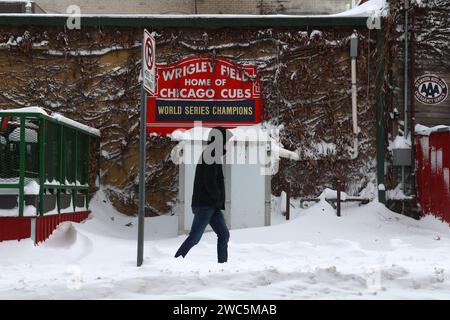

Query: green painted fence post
[73,130,78,212]
[97,138,100,188]
[18,116,26,217]
[57,124,63,214]
[86,136,91,210]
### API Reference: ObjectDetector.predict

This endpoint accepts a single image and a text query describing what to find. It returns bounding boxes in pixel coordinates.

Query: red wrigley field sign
[146,55,262,135]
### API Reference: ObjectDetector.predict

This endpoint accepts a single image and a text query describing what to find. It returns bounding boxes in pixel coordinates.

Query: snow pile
[86,189,178,240]
[42,222,78,249]
[319,187,349,201]
[386,184,414,200]
[1,196,450,299]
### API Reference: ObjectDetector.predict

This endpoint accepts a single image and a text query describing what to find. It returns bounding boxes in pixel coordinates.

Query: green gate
[0,108,100,216]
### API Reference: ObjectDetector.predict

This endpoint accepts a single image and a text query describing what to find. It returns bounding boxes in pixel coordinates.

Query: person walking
[175,126,232,263]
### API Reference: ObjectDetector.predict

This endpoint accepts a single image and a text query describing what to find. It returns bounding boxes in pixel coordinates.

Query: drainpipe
[350,32,359,159]
[403,0,409,139]
[409,7,417,215]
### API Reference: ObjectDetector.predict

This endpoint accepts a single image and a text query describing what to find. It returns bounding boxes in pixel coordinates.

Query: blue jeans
[175,206,230,263]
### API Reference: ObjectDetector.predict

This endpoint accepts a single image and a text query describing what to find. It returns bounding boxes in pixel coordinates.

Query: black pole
[409,8,418,218]
[375,24,386,204]
[285,184,290,221]
[137,83,147,267]
[336,179,341,217]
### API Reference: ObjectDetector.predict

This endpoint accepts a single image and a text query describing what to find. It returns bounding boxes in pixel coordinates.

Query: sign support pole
[137,53,147,267]
[137,84,147,267]
[137,29,155,266]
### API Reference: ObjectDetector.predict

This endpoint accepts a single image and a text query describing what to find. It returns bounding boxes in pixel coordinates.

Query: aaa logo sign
[147,56,262,135]
[414,74,448,105]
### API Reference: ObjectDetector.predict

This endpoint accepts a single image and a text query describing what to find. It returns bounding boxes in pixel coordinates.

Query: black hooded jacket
[191,153,225,209]
[191,127,229,210]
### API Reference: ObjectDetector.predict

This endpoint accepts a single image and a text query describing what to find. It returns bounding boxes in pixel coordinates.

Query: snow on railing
[0,107,100,137]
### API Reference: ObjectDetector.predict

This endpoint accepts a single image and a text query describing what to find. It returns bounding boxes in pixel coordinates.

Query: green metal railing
[0,111,99,216]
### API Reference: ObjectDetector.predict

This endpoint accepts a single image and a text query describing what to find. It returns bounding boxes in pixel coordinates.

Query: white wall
[229,156,266,229]
[179,140,269,233]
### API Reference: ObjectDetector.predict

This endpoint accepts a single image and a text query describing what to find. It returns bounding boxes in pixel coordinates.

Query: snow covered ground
[1,191,450,299]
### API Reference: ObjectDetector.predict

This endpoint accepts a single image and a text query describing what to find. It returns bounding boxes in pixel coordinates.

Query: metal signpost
[137,29,155,267]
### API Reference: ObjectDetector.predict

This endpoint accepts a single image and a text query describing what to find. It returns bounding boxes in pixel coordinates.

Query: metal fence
[0,115,39,185]
[0,111,99,217]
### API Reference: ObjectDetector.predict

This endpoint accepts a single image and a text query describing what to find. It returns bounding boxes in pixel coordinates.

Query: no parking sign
[143,29,156,95]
